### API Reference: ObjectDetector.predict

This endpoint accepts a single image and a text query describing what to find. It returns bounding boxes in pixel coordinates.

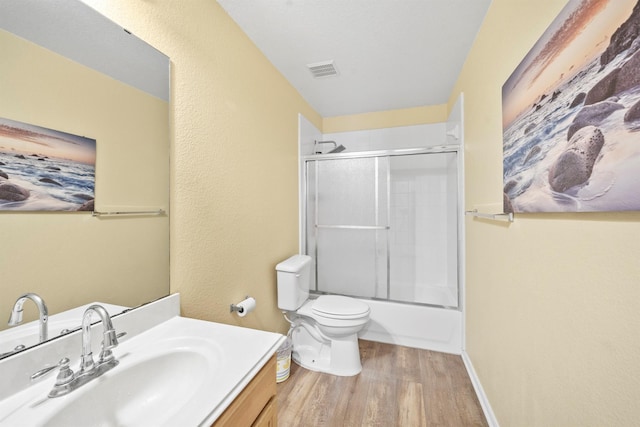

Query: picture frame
[503,0,640,213]
[0,117,96,211]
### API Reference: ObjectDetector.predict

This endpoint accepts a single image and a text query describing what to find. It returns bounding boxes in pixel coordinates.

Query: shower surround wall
[298,115,464,353]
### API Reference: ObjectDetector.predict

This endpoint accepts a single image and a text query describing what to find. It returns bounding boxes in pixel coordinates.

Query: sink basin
[0,315,283,426]
[44,339,218,426]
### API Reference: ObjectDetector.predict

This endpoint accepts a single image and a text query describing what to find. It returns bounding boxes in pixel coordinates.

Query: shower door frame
[301,145,462,310]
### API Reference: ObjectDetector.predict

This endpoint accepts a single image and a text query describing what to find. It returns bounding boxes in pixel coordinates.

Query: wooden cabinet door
[252,397,277,427]
[212,356,277,427]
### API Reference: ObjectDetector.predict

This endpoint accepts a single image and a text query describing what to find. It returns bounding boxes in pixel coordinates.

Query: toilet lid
[312,295,370,318]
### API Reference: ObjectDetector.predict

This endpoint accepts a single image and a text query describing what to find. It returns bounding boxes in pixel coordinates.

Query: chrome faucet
[32,304,121,398]
[8,293,48,342]
[79,304,119,375]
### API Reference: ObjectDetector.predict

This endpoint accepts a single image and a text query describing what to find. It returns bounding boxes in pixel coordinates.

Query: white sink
[44,337,219,426]
[0,315,283,426]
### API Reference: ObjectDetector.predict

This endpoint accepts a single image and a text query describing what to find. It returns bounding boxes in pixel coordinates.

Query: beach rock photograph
[502,0,640,213]
[0,117,96,211]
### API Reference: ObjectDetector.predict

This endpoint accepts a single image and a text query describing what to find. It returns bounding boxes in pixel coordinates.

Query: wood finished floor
[277,340,488,427]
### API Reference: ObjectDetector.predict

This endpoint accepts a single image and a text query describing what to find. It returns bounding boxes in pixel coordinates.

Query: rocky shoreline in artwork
[0,153,94,211]
[504,2,640,213]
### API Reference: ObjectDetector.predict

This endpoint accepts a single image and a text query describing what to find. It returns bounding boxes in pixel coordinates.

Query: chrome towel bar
[465,209,513,222]
[91,209,165,217]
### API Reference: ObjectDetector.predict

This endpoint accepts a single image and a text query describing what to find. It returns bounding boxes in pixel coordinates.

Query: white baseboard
[461,350,499,427]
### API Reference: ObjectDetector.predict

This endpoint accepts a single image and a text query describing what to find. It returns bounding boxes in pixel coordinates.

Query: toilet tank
[275,254,312,311]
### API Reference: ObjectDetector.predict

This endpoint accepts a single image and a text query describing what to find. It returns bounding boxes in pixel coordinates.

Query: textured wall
[323,104,447,133]
[450,1,640,425]
[86,0,322,334]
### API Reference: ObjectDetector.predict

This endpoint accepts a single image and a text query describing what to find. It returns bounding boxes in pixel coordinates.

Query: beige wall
[450,1,640,425]
[323,104,447,133]
[87,0,322,335]
[0,28,169,328]
[86,1,640,424]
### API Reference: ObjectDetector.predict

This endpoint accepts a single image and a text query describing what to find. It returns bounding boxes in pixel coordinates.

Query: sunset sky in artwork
[0,117,96,165]
[502,0,637,128]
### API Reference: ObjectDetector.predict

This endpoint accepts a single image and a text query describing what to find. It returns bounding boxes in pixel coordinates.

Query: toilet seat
[312,295,370,319]
[296,296,370,330]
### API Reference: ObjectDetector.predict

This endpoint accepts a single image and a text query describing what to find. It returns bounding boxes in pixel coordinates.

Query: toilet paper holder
[230,296,252,314]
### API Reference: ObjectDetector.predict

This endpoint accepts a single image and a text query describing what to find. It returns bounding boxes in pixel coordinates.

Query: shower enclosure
[303,147,460,308]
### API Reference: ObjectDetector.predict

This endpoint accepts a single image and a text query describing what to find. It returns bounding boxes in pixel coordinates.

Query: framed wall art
[503,0,640,213]
[0,117,96,211]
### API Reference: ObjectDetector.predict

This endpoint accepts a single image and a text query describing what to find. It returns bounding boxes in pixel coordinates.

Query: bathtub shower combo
[300,142,463,353]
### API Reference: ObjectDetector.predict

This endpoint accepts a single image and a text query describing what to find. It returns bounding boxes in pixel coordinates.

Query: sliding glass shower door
[304,150,459,308]
[306,156,388,299]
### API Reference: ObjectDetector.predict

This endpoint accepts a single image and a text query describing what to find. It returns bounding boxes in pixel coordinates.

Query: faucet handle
[102,329,119,350]
[53,358,75,386]
[31,364,57,382]
[99,331,125,365]
[31,357,74,384]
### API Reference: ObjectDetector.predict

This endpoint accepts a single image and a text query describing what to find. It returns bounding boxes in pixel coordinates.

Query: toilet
[276,254,370,376]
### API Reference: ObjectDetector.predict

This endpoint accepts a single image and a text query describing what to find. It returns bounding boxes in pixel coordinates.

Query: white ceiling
[217,0,492,117]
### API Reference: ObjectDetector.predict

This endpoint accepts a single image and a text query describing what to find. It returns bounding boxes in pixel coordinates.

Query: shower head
[314,140,346,154]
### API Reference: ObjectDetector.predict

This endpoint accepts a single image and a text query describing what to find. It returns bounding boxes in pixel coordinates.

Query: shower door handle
[315,225,389,230]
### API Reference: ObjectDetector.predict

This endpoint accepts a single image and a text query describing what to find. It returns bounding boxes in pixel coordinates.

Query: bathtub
[356,298,462,354]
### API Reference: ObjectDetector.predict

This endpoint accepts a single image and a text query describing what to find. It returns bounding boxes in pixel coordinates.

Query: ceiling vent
[307,60,338,78]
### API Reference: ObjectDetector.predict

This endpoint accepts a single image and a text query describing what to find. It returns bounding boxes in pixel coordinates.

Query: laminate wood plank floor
[277,340,488,427]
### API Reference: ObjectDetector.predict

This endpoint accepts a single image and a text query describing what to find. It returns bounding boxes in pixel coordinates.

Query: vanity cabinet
[212,355,277,426]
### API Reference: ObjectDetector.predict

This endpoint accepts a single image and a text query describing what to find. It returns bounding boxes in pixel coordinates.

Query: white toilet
[276,254,370,376]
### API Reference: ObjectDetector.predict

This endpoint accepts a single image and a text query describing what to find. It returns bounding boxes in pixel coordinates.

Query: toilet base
[291,324,363,376]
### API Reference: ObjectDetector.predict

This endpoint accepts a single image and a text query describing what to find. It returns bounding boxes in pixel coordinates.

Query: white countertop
[0,294,285,426]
